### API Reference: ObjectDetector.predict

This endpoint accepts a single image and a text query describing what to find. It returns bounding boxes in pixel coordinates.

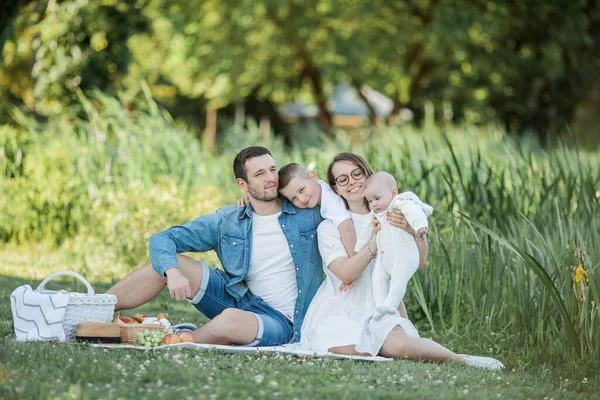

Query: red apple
[120,316,134,324]
[163,334,181,345]
[179,332,194,343]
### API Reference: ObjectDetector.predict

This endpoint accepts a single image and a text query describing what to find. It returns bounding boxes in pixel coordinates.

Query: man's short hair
[278,163,309,190]
[233,146,272,181]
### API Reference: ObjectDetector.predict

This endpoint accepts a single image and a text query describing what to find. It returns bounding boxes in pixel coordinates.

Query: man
[107,146,323,346]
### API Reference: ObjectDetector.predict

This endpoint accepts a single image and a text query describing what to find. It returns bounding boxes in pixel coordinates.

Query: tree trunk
[387,59,430,124]
[264,6,333,137]
[259,116,270,137]
[204,107,217,152]
[386,1,436,123]
[302,62,333,136]
[352,79,377,125]
[387,98,404,124]
[234,103,245,133]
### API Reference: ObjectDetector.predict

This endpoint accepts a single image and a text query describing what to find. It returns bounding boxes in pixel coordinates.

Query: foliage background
[0,1,599,396]
[2,0,600,142]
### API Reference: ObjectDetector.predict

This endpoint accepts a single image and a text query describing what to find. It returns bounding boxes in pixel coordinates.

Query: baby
[278,163,357,257]
[358,171,432,320]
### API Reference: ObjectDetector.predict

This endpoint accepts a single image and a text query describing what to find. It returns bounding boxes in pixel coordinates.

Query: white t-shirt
[318,180,351,227]
[247,212,298,321]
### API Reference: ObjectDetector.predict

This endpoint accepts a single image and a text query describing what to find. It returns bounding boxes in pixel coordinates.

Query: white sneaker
[462,354,505,370]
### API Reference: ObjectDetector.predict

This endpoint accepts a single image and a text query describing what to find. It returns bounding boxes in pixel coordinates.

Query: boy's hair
[278,163,310,190]
[233,146,272,181]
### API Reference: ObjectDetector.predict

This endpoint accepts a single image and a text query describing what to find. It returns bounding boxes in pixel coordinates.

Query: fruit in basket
[136,329,168,347]
[120,316,134,324]
[133,313,147,323]
[156,312,167,320]
[179,332,194,343]
[163,333,181,345]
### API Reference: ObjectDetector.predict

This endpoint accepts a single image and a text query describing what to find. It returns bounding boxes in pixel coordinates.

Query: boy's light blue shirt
[149,198,323,342]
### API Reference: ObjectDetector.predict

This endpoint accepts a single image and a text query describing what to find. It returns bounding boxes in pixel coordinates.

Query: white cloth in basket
[10,285,70,341]
[9,271,117,342]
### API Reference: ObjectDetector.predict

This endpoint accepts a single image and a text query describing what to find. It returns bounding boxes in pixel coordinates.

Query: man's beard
[248,184,279,202]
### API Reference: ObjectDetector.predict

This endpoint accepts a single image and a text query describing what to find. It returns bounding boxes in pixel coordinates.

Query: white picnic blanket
[92,342,391,362]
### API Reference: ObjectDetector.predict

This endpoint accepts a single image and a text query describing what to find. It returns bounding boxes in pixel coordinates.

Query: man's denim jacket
[149,198,324,342]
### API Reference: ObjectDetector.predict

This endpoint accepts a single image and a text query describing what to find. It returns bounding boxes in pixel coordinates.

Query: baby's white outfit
[355,191,433,319]
[318,180,351,226]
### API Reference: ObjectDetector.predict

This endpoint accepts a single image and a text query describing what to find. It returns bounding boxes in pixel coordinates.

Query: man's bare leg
[192,308,259,345]
[108,255,263,345]
[107,255,258,345]
[106,254,203,311]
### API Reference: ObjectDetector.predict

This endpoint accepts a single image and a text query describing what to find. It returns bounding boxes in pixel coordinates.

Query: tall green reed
[344,126,598,361]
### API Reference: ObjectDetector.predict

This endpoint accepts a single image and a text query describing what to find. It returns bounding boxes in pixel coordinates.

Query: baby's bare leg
[106,254,203,310]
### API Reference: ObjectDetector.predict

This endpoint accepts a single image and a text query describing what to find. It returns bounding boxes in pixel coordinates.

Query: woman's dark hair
[326,152,373,210]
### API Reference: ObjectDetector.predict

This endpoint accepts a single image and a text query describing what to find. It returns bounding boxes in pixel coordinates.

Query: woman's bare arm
[328,241,377,283]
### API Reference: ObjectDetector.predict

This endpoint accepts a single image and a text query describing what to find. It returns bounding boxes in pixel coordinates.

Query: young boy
[358,171,432,320]
[278,163,357,257]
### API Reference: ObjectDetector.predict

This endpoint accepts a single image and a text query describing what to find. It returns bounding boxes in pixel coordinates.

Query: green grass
[1,272,598,399]
[1,91,599,398]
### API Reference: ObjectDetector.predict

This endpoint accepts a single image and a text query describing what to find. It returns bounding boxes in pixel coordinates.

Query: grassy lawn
[1,250,598,400]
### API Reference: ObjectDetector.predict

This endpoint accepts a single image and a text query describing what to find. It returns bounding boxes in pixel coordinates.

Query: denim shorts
[188,262,293,346]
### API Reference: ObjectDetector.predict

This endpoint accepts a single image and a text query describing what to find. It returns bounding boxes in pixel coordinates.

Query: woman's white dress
[300,212,419,356]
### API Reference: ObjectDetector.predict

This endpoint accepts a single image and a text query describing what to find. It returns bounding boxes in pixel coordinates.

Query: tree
[2,0,599,140]
[456,0,600,138]
[0,0,148,118]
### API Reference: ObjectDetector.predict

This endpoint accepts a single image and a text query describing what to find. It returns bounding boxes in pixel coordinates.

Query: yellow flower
[574,265,589,284]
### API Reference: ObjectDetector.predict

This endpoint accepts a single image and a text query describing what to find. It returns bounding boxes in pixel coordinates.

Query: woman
[300,152,503,369]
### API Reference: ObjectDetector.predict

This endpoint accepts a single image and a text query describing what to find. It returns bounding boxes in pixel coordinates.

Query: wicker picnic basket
[118,318,161,344]
[37,271,117,341]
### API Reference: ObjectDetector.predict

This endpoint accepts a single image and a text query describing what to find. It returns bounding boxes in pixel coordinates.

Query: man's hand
[237,195,250,207]
[165,268,192,300]
[386,209,416,236]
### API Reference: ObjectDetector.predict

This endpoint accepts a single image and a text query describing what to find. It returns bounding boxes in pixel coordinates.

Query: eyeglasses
[334,167,365,187]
